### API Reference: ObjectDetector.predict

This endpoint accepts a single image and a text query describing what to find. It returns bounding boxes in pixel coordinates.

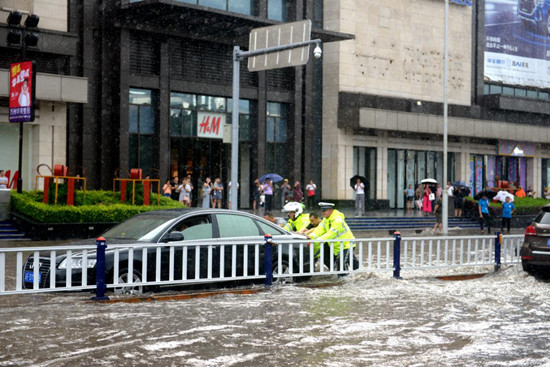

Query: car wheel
[272,259,294,284]
[113,269,143,295]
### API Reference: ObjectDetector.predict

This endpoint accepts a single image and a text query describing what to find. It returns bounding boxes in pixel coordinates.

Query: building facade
[0,0,88,190]
[322,0,550,208]
[65,0,350,208]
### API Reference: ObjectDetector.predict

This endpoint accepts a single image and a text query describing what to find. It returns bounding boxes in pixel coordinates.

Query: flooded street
[1,261,548,366]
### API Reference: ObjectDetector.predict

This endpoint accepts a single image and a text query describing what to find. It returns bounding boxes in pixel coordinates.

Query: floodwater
[1,262,549,366]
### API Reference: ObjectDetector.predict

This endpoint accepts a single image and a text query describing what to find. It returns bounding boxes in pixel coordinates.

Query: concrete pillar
[532,144,542,197]
[376,131,388,200]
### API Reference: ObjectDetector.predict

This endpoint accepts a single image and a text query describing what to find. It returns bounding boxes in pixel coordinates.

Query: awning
[116,0,354,45]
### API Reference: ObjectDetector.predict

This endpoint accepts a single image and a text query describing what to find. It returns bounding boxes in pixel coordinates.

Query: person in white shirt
[354,178,365,216]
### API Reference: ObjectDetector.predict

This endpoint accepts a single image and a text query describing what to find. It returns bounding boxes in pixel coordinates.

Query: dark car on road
[521,205,550,274]
[23,209,308,294]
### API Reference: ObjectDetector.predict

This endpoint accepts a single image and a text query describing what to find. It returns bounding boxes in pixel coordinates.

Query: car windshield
[102,214,179,241]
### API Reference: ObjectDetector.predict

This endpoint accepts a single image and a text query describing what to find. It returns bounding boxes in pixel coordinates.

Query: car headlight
[58,258,97,270]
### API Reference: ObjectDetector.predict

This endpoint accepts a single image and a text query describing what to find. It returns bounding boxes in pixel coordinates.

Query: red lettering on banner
[199,116,210,134]
[211,116,221,134]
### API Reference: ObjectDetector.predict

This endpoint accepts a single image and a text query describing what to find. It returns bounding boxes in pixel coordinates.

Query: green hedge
[465,196,549,216]
[10,190,182,224]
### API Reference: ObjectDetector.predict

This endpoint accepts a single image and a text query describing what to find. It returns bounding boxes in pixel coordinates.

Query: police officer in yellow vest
[307,202,359,270]
[282,201,310,233]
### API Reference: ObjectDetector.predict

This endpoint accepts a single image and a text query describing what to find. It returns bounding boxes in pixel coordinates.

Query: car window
[166,215,213,241]
[535,212,550,225]
[103,215,178,241]
[216,214,261,238]
[181,223,213,240]
[257,220,286,235]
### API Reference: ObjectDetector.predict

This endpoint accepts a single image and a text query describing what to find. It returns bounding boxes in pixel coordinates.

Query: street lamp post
[443,0,449,234]
[4,8,39,193]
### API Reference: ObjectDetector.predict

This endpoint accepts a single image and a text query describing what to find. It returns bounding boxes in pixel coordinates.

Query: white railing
[0,234,525,296]
[399,234,523,271]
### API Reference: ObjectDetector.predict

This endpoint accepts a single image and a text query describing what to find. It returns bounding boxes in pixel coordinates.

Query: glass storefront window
[199,0,226,10]
[198,95,226,112]
[170,93,196,109]
[129,88,152,105]
[128,88,156,172]
[129,105,139,133]
[228,0,255,14]
[266,102,289,176]
[268,0,289,21]
[140,106,155,134]
[181,0,256,15]
[387,149,454,208]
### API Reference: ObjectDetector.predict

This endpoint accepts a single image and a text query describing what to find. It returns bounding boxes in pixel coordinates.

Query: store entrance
[171,138,225,207]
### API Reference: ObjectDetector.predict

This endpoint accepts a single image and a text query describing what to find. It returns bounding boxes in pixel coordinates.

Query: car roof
[135,208,269,221]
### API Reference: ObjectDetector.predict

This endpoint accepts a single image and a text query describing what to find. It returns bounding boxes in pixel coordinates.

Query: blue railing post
[494,232,501,272]
[91,237,110,301]
[393,231,402,279]
[264,234,273,287]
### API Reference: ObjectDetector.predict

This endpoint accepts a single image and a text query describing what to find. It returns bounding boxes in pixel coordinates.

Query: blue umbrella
[452,180,467,187]
[260,173,283,183]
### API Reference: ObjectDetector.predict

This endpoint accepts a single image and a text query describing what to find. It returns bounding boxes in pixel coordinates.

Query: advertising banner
[498,140,536,157]
[197,112,226,139]
[9,61,36,123]
[484,0,550,88]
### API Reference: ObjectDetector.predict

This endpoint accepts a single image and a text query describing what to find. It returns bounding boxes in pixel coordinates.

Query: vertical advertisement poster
[475,155,484,194]
[9,61,36,123]
[484,0,550,88]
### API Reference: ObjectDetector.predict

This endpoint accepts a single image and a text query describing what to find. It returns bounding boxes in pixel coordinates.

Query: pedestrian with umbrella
[453,186,465,218]
[352,177,366,216]
[478,192,492,233]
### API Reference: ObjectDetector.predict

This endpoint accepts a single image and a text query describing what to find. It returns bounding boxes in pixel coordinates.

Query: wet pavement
[0,263,548,366]
[0,227,544,367]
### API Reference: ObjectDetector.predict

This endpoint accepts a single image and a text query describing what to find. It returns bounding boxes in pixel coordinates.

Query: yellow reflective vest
[310,209,355,256]
[284,213,310,233]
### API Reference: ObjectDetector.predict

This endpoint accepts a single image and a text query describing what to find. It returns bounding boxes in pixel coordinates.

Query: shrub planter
[11,212,118,240]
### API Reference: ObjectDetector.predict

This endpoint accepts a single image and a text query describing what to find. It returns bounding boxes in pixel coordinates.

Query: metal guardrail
[0,233,524,297]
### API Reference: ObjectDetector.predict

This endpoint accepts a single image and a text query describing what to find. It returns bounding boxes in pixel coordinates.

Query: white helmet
[282,201,303,215]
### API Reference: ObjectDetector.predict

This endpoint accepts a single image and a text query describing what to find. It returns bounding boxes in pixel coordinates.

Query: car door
[214,213,265,278]
[158,214,214,281]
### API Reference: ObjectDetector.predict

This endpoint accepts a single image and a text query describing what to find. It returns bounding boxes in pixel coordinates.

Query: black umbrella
[350,175,368,189]
[474,189,497,200]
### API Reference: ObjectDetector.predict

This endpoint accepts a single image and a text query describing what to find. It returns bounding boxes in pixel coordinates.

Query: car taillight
[525,225,537,236]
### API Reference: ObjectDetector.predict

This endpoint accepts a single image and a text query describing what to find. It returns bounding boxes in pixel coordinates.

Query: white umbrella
[494,190,514,202]
[421,178,437,184]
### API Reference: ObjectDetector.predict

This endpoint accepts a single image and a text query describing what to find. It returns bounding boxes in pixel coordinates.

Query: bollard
[494,231,501,272]
[91,237,110,301]
[393,231,402,279]
[264,234,273,287]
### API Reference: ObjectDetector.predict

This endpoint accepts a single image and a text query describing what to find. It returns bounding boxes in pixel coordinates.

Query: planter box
[11,212,119,240]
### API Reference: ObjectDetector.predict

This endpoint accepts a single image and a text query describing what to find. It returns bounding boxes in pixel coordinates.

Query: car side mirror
[164,231,184,243]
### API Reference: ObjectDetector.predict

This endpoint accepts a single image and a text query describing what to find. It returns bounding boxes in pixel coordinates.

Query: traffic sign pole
[230,21,320,210]
[230,46,240,211]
